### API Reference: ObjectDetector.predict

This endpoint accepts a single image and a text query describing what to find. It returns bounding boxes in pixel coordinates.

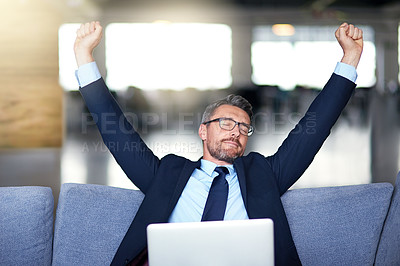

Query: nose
[230,124,240,138]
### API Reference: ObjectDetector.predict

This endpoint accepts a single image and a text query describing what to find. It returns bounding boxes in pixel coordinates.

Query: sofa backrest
[0,186,54,266]
[281,182,393,266]
[52,183,144,265]
[53,181,396,265]
[375,172,400,265]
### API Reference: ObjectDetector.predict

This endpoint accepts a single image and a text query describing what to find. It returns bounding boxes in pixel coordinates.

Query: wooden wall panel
[0,0,63,148]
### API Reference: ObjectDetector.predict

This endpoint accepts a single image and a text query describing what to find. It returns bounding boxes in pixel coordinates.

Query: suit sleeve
[266,73,356,195]
[79,78,159,193]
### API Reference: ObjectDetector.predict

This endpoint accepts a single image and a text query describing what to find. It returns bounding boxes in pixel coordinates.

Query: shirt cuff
[334,62,357,83]
[75,62,101,87]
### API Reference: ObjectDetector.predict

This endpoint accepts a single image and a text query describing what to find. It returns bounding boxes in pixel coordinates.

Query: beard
[207,137,243,164]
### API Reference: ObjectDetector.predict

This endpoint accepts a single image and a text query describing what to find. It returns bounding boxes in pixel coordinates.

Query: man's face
[199,104,250,165]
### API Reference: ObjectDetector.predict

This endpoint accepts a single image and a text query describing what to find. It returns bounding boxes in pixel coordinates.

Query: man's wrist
[75,61,101,87]
[75,50,95,68]
[340,53,361,69]
[334,62,357,83]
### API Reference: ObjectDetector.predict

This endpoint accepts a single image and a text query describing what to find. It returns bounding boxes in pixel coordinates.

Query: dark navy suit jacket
[79,73,355,265]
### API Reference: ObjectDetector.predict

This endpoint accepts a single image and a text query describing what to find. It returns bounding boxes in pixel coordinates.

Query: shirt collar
[200,159,235,176]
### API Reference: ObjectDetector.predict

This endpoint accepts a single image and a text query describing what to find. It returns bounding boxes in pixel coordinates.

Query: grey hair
[201,94,253,123]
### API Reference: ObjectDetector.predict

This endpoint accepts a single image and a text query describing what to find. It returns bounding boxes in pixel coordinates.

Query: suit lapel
[233,157,248,209]
[167,159,201,214]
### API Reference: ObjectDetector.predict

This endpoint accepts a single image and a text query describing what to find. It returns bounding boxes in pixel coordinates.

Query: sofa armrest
[281,182,393,265]
[375,172,400,265]
[0,186,54,265]
[52,183,144,265]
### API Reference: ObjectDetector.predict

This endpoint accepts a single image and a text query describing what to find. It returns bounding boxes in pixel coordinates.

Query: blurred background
[0,0,399,202]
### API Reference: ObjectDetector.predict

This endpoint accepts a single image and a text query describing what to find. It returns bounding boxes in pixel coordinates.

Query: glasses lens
[220,118,235,130]
[218,118,253,136]
[240,126,248,134]
[239,124,250,135]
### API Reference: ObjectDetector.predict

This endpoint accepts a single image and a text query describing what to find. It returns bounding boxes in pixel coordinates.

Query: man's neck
[201,156,233,166]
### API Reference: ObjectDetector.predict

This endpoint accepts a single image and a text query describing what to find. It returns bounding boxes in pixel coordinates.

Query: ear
[198,124,207,141]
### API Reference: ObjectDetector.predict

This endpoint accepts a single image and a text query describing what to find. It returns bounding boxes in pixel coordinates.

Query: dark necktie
[201,167,229,221]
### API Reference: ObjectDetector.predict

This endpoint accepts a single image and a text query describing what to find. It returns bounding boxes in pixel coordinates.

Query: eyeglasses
[203,117,254,136]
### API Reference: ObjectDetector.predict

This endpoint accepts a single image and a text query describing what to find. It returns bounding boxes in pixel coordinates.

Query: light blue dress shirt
[75,61,357,222]
[168,160,249,222]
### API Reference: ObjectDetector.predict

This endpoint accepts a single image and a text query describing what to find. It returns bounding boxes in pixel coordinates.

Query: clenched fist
[335,23,363,68]
[74,21,103,67]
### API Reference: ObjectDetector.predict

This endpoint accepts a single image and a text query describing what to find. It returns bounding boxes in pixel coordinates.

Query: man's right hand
[335,23,363,69]
[74,21,103,67]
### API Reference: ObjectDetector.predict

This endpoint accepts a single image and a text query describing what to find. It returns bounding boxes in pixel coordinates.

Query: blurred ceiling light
[272,24,295,36]
[153,20,172,24]
[105,23,232,91]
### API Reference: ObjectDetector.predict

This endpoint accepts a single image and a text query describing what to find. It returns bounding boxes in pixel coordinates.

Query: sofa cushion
[375,172,400,265]
[52,183,144,265]
[0,186,54,266]
[281,182,393,266]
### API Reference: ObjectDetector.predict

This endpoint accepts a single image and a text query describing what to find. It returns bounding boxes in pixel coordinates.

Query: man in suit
[74,21,363,265]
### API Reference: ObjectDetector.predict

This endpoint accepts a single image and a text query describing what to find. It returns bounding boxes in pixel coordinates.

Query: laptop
[147,218,274,266]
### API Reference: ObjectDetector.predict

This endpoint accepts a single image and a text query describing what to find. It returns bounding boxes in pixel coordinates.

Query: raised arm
[267,23,363,194]
[74,21,160,192]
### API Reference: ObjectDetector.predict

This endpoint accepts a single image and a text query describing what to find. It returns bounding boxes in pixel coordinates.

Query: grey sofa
[1,173,399,265]
[0,186,54,265]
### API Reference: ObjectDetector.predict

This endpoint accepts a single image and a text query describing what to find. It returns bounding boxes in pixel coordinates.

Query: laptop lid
[147,218,274,266]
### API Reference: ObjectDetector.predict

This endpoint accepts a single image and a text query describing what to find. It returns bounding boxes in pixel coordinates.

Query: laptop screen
[147,218,274,266]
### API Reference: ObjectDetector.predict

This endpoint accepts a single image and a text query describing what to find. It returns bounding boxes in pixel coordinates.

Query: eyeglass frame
[202,117,254,136]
